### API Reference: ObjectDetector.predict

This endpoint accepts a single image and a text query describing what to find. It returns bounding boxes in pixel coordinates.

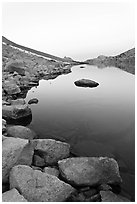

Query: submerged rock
[2,188,27,202]
[7,125,37,140]
[2,104,32,121]
[74,79,99,88]
[28,98,39,104]
[58,157,122,187]
[2,137,34,183]
[33,139,70,165]
[10,165,75,202]
[100,190,130,202]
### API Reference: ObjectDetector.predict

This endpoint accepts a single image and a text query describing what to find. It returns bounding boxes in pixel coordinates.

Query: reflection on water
[26,65,135,199]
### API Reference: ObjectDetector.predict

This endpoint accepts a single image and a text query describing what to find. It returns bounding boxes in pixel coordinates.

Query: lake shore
[2,40,134,202]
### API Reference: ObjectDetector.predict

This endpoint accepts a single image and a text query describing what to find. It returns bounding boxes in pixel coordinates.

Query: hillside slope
[85,48,135,74]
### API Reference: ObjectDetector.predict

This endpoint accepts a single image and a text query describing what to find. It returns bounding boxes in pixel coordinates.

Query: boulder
[2,137,34,183]
[3,81,21,95]
[100,190,130,202]
[2,104,32,121]
[10,98,26,105]
[10,165,75,202]
[2,188,27,202]
[43,167,59,177]
[33,139,70,165]
[5,60,26,76]
[2,100,11,105]
[28,98,39,104]
[74,79,99,88]
[7,125,37,140]
[33,155,45,167]
[58,157,122,187]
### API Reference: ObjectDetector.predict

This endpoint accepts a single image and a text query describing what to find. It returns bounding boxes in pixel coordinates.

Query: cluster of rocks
[2,42,72,102]
[2,121,131,202]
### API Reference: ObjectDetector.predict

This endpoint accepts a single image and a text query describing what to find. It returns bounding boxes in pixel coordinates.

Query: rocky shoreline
[2,38,134,202]
[2,126,130,202]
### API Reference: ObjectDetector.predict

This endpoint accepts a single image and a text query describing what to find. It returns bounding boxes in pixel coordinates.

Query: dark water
[26,65,135,199]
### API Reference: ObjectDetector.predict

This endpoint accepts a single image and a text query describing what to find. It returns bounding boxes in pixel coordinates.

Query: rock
[87,193,101,202]
[10,165,75,202]
[31,165,42,171]
[33,155,45,167]
[98,183,112,191]
[71,140,115,158]
[2,135,8,141]
[2,104,32,121]
[43,167,59,177]
[2,119,7,133]
[2,188,27,202]
[58,157,122,187]
[7,125,37,140]
[33,139,70,165]
[28,98,39,104]
[74,79,99,88]
[3,81,21,95]
[2,100,11,105]
[10,98,26,105]
[2,137,34,183]
[83,188,98,197]
[100,190,130,202]
[5,60,26,76]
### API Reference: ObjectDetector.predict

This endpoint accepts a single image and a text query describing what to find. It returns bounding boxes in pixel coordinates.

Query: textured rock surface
[10,165,75,202]
[2,104,32,120]
[58,157,122,186]
[2,188,27,202]
[33,139,70,165]
[3,81,21,95]
[2,137,34,183]
[7,125,37,140]
[43,167,59,177]
[10,98,26,105]
[100,190,130,202]
[74,79,99,88]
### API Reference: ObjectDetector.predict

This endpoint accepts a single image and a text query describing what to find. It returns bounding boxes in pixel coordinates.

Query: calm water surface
[26,65,135,199]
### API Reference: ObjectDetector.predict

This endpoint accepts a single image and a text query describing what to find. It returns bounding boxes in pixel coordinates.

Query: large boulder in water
[2,104,32,121]
[10,165,75,202]
[2,137,34,183]
[7,125,37,140]
[32,139,70,165]
[100,191,130,202]
[2,188,27,202]
[74,79,99,88]
[58,157,122,187]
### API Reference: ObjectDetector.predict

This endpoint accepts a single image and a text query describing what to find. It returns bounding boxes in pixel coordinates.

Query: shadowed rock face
[74,79,99,88]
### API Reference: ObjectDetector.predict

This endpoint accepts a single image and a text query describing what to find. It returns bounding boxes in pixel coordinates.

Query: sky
[2,1,135,61]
